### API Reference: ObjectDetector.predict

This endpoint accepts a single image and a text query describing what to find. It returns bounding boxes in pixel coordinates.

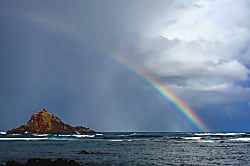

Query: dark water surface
[1,132,250,165]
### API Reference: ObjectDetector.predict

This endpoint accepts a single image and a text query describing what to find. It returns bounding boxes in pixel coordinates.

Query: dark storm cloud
[0,0,250,131]
[0,3,187,131]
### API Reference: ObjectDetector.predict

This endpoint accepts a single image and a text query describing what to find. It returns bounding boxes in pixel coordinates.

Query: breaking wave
[0,132,249,142]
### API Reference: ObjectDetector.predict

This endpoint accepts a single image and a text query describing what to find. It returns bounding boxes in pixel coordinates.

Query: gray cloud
[108,0,250,107]
[0,0,250,131]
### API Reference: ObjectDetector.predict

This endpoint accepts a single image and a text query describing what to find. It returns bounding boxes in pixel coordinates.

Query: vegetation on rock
[7,109,95,134]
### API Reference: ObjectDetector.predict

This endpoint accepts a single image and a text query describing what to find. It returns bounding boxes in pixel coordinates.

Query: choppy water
[1,132,250,165]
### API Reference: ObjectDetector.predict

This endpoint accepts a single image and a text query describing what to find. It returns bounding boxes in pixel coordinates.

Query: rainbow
[107,52,210,132]
[16,10,209,132]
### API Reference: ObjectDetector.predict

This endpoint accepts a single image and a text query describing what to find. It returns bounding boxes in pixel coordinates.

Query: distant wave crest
[0,132,250,142]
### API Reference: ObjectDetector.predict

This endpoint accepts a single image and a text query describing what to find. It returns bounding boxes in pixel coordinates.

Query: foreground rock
[7,109,95,134]
[80,150,109,155]
[5,158,80,166]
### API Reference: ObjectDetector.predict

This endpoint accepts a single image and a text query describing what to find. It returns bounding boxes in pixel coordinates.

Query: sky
[0,0,250,132]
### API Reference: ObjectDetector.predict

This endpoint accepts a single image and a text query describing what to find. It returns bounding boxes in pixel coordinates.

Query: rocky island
[7,109,95,134]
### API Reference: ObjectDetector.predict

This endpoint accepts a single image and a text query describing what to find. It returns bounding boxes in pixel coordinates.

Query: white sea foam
[95,133,103,136]
[117,134,129,137]
[0,132,6,134]
[58,135,72,137]
[195,133,245,136]
[109,139,123,142]
[117,133,137,137]
[57,134,95,138]
[198,140,214,143]
[0,138,48,141]
[183,137,201,140]
[72,134,95,138]
[194,133,211,136]
[32,134,49,137]
[48,138,76,141]
[229,138,250,142]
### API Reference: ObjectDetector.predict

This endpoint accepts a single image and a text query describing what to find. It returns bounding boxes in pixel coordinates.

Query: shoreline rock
[5,158,80,166]
[80,150,109,155]
[7,109,95,134]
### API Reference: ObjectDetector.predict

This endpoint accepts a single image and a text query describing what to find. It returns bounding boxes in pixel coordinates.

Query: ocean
[1,132,250,165]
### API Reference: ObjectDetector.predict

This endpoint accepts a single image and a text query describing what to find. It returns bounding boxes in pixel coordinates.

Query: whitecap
[198,140,214,143]
[108,139,123,142]
[72,134,95,138]
[213,133,245,136]
[10,134,21,136]
[95,133,103,136]
[229,138,250,142]
[0,138,48,141]
[57,134,95,138]
[195,133,245,136]
[48,138,76,141]
[117,134,129,137]
[0,132,6,135]
[32,134,49,137]
[182,137,201,140]
[57,134,72,137]
[194,133,211,136]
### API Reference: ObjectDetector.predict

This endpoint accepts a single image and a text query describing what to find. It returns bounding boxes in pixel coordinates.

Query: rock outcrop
[5,158,80,166]
[7,109,95,134]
